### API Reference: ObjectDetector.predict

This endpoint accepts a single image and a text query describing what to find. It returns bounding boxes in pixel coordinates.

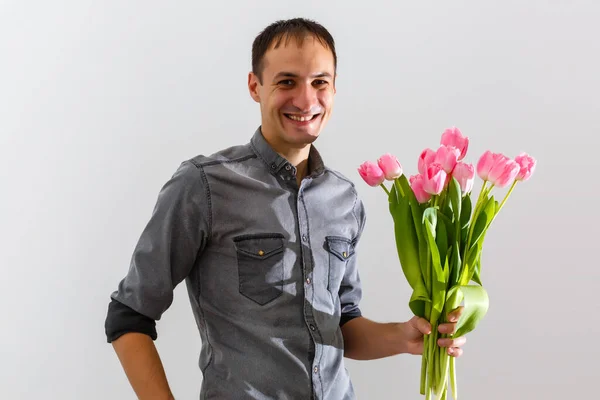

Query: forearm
[112,332,174,400]
[341,316,406,360]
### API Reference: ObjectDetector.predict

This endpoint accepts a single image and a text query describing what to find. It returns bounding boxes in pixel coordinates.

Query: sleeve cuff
[105,298,157,343]
[339,309,362,327]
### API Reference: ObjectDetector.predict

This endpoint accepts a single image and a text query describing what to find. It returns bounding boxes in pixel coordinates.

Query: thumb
[410,316,432,335]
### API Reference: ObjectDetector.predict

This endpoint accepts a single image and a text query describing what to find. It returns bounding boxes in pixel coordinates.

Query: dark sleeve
[104,160,211,342]
[338,196,366,327]
[105,298,157,342]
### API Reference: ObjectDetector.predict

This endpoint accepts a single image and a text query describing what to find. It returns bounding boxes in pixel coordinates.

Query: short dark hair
[251,18,337,84]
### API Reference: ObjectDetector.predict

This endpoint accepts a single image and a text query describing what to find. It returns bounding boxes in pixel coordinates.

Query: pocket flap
[325,236,355,262]
[233,234,284,259]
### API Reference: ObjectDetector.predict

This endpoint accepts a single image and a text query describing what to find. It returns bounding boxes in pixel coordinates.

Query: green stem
[395,178,405,197]
[435,350,450,400]
[450,356,457,399]
[420,348,427,395]
[427,326,436,397]
[380,183,390,196]
[459,181,491,284]
[496,180,518,214]
[466,181,489,244]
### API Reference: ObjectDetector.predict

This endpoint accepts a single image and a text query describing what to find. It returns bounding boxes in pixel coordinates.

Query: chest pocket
[233,233,285,305]
[325,236,355,296]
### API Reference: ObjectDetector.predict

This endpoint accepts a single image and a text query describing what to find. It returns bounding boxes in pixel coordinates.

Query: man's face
[248,35,336,149]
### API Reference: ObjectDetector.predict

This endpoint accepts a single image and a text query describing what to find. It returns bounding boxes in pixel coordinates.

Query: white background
[1,1,599,399]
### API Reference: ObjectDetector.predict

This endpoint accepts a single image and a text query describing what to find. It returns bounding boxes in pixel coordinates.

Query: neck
[262,129,312,182]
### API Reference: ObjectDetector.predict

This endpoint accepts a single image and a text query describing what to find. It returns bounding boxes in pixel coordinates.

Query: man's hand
[399,306,466,357]
[341,307,467,360]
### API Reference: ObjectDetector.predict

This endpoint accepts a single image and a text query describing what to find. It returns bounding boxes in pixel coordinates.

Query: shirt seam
[189,153,258,238]
[325,169,361,239]
[188,153,258,384]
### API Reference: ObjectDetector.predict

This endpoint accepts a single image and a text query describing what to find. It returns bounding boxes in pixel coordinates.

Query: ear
[248,72,261,103]
[333,73,338,94]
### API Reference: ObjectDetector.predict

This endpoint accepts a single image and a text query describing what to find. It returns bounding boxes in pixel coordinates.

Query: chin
[279,115,326,143]
[283,127,321,145]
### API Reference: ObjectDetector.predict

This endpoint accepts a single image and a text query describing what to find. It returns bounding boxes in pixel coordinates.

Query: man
[105,18,466,400]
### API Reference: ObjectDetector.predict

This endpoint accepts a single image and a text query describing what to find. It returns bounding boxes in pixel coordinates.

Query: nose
[292,82,319,113]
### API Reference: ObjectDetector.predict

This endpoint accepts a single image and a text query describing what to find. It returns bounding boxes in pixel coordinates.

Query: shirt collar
[250,126,325,178]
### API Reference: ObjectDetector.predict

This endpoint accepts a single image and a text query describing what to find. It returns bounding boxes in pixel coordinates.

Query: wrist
[388,322,408,355]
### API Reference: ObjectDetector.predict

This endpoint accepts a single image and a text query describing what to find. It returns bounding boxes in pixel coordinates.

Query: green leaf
[435,217,448,270]
[389,194,432,318]
[449,241,462,287]
[397,176,430,279]
[409,282,431,318]
[472,257,483,285]
[424,218,447,323]
[449,177,462,225]
[470,195,495,250]
[389,195,423,291]
[423,207,438,232]
[461,224,469,253]
[460,193,472,229]
[444,285,489,338]
[443,254,450,284]
[397,174,416,204]
[440,193,453,224]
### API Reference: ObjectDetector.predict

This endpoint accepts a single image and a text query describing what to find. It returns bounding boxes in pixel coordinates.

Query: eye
[313,79,329,88]
[278,79,294,86]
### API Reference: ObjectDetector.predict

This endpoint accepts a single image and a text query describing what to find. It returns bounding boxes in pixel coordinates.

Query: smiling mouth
[283,113,321,122]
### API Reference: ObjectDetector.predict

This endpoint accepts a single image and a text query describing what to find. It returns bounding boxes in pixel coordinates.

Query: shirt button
[314,366,319,373]
[271,163,277,169]
[306,278,311,284]
[285,164,291,170]
[302,235,307,242]
[310,324,316,331]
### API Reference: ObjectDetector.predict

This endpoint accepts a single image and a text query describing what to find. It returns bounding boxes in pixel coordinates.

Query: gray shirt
[106,127,366,399]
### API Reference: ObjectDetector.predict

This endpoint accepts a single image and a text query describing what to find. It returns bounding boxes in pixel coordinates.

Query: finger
[413,316,432,335]
[448,306,464,322]
[438,322,457,334]
[447,347,463,357]
[438,336,467,348]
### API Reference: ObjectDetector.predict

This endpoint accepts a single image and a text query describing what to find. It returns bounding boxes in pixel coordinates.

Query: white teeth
[287,114,315,122]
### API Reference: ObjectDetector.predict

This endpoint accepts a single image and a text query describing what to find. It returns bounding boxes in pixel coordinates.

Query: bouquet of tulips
[357,127,536,400]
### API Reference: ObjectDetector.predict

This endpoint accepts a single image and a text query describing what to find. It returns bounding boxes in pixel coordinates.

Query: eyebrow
[273,71,333,80]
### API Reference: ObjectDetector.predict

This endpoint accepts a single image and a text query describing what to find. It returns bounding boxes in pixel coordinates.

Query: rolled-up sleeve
[105,160,211,342]
[338,197,366,327]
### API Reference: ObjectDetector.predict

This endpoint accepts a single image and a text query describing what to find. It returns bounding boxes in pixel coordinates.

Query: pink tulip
[487,155,520,188]
[358,161,385,187]
[434,145,461,174]
[377,153,403,180]
[514,152,537,181]
[440,127,469,160]
[453,162,475,195]
[422,163,447,195]
[418,148,436,175]
[410,174,431,203]
[476,150,500,181]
